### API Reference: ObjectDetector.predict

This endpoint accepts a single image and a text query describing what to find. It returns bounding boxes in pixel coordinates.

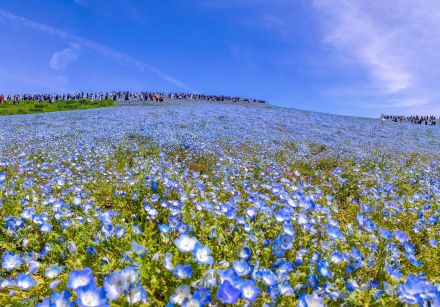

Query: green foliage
[0,99,115,116]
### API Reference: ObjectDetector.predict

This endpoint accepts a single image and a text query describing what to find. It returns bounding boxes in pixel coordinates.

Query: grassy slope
[0,99,115,116]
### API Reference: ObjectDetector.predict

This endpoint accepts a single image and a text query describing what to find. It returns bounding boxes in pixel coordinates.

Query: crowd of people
[381,114,439,126]
[0,91,266,104]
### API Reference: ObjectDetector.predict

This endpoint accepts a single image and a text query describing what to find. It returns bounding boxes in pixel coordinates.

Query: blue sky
[1,0,439,117]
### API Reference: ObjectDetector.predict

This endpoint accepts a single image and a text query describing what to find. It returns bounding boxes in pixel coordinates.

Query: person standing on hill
[0,94,4,104]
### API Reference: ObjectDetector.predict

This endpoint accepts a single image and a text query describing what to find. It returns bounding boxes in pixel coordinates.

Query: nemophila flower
[240,280,260,302]
[2,251,22,271]
[39,222,53,233]
[36,297,51,307]
[193,287,211,305]
[158,224,171,234]
[50,280,61,290]
[174,235,199,252]
[194,243,214,265]
[217,281,240,304]
[173,264,193,279]
[0,171,6,183]
[272,238,286,258]
[150,181,159,192]
[317,259,331,278]
[27,260,40,274]
[203,269,217,287]
[326,226,345,241]
[346,279,360,293]
[282,221,295,236]
[232,260,252,276]
[379,228,393,240]
[67,268,95,290]
[307,273,319,289]
[16,273,37,290]
[103,270,130,301]
[239,246,251,260]
[132,240,147,257]
[405,251,423,267]
[123,266,141,285]
[86,246,97,256]
[132,224,142,235]
[76,283,108,307]
[0,278,14,289]
[330,251,345,264]
[163,253,174,271]
[51,290,74,307]
[67,241,77,254]
[126,284,147,305]
[279,233,294,250]
[394,230,409,244]
[261,270,277,286]
[45,264,65,279]
[273,259,294,278]
[398,274,430,305]
[298,291,324,307]
[170,285,191,305]
[385,265,402,279]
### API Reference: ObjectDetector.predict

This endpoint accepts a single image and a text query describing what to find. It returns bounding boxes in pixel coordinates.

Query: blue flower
[193,287,211,305]
[261,270,277,286]
[67,268,95,290]
[398,274,429,305]
[86,246,97,256]
[346,279,359,293]
[317,259,331,278]
[170,285,191,305]
[36,297,51,307]
[50,280,61,290]
[158,224,171,234]
[126,284,147,305]
[194,243,214,265]
[132,225,142,235]
[330,251,345,264]
[45,264,65,279]
[2,251,22,271]
[240,280,260,302]
[174,235,199,253]
[216,281,240,304]
[238,246,252,259]
[39,222,53,233]
[131,240,147,257]
[173,264,193,279]
[16,274,37,290]
[298,291,324,307]
[163,253,174,271]
[76,283,108,307]
[394,230,408,244]
[2,251,22,272]
[103,270,130,301]
[51,290,74,307]
[326,226,345,241]
[232,260,252,276]
[306,273,319,289]
[28,260,40,274]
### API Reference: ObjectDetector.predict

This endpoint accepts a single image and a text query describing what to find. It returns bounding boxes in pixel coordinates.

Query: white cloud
[0,9,191,90]
[313,0,440,112]
[49,44,80,70]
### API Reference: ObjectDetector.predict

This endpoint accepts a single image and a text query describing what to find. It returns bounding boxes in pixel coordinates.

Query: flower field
[0,101,439,306]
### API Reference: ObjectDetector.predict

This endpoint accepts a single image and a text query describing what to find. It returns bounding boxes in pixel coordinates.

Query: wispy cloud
[0,9,191,90]
[50,44,80,70]
[313,0,440,110]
